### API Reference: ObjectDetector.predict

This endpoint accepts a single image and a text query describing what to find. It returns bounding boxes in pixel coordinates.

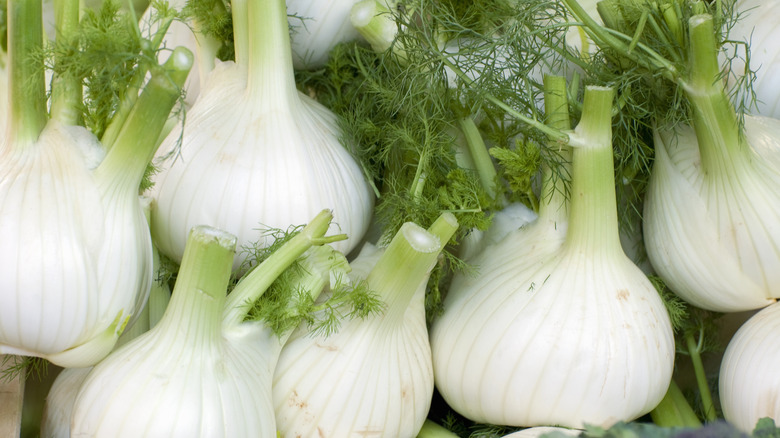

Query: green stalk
[222,210,347,326]
[50,0,82,126]
[686,331,717,422]
[681,15,745,182]
[244,0,298,103]
[457,116,499,200]
[650,379,702,428]
[7,0,47,145]
[100,15,177,150]
[416,419,460,438]
[154,225,236,347]
[366,212,457,323]
[94,46,193,193]
[538,75,572,225]
[564,86,620,253]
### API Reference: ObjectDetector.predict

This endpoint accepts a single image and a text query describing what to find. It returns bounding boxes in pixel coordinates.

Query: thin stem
[457,116,499,200]
[222,210,343,326]
[95,47,193,193]
[538,75,571,225]
[686,331,717,422]
[6,0,47,145]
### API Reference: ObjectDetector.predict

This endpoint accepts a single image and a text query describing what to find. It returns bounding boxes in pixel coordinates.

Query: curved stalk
[686,331,717,422]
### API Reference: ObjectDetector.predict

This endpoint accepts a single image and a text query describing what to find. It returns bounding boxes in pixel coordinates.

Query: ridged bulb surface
[0,122,152,367]
[287,0,362,69]
[273,244,433,437]
[71,322,279,437]
[430,220,675,428]
[643,118,780,312]
[720,301,780,433]
[151,62,374,271]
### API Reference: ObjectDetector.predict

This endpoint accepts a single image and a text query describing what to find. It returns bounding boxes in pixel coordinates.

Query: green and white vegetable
[287,0,365,69]
[430,85,675,428]
[0,0,191,368]
[70,210,346,437]
[150,0,374,272]
[273,212,457,437]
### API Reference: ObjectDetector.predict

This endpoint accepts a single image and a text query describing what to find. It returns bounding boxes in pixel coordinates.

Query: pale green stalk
[367,212,458,324]
[6,0,47,145]
[244,0,298,102]
[416,419,460,438]
[50,0,82,125]
[650,379,702,427]
[222,210,347,326]
[685,331,717,422]
[564,86,619,254]
[539,75,572,225]
[458,116,499,200]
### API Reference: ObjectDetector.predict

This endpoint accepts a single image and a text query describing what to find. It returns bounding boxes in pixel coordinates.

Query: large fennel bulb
[643,16,780,312]
[430,86,675,428]
[0,1,192,368]
[151,0,373,271]
[72,211,345,437]
[273,213,457,437]
[719,301,780,433]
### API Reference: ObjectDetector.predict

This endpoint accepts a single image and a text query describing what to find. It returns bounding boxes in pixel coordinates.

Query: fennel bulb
[430,86,675,428]
[151,0,374,272]
[0,0,192,368]
[288,0,364,69]
[642,16,780,312]
[71,211,346,437]
[273,213,457,437]
[719,301,780,433]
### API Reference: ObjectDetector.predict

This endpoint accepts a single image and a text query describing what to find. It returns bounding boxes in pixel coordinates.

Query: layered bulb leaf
[287,0,364,69]
[430,85,675,428]
[0,1,192,367]
[272,213,457,437]
[719,301,780,433]
[150,0,374,271]
[643,17,780,313]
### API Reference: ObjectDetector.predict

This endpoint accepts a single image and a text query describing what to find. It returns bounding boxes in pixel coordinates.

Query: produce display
[0,0,779,436]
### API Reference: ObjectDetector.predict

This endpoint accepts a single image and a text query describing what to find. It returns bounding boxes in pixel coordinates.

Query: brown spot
[315,342,339,351]
[616,289,630,301]
[288,390,308,410]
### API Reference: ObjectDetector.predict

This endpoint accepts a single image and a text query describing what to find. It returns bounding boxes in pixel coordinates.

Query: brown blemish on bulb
[616,289,630,301]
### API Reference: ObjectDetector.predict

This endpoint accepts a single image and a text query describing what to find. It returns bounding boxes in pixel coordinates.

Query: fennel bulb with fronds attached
[272,212,457,437]
[150,0,374,272]
[430,85,675,428]
[0,0,192,368]
[71,211,348,437]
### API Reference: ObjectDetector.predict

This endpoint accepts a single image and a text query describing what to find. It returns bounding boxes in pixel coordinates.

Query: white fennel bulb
[151,0,374,272]
[502,427,582,437]
[0,2,192,368]
[71,211,346,437]
[721,0,780,119]
[643,17,780,312]
[719,301,780,433]
[430,85,675,428]
[273,213,457,438]
[288,0,364,69]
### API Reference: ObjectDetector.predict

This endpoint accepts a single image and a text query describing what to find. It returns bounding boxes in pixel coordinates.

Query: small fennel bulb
[151,0,374,271]
[642,16,780,312]
[272,212,458,437]
[0,0,192,368]
[71,211,347,437]
[719,301,780,433]
[430,85,675,428]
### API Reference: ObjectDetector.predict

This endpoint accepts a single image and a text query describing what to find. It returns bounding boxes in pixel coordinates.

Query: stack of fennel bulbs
[430,83,675,428]
[0,0,192,368]
[69,210,351,436]
[149,0,374,273]
[562,0,780,313]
